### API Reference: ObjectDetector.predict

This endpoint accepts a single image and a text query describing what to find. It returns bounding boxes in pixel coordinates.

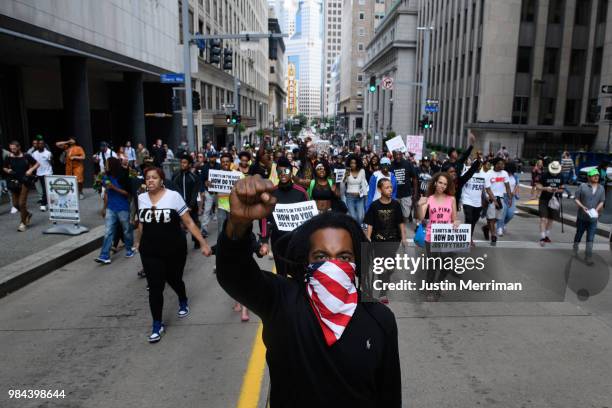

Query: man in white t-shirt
[460,162,487,243]
[30,137,53,211]
[483,158,512,244]
[93,142,117,174]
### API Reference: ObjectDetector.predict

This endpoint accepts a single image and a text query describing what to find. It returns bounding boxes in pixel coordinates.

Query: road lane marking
[236,264,274,408]
[236,323,266,408]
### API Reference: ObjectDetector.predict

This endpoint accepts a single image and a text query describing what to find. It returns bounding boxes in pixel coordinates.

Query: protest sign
[334,168,346,183]
[208,170,242,194]
[430,223,471,252]
[385,135,407,153]
[273,200,318,231]
[406,135,424,161]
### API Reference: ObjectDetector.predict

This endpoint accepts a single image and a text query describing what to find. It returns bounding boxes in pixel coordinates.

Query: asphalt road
[1,210,611,407]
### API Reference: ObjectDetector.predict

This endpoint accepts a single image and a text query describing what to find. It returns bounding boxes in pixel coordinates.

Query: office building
[286,0,324,118]
[363,0,419,150]
[415,0,611,157]
[322,0,343,118]
[338,0,385,141]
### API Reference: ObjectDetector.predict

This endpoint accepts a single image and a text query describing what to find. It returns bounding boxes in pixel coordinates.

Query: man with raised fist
[216,175,401,407]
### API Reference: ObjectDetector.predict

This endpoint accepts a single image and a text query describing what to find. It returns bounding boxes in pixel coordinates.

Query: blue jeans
[573,218,597,257]
[100,210,133,258]
[497,194,516,230]
[346,195,365,225]
[561,171,572,195]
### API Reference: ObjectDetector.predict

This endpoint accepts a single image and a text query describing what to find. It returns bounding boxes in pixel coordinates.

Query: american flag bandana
[305,260,358,346]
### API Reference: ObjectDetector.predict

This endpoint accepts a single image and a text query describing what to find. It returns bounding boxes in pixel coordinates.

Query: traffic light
[192,91,201,111]
[230,110,240,125]
[369,76,376,93]
[225,115,232,125]
[223,48,233,71]
[605,106,612,121]
[210,39,222,64]
[419,115,433,129]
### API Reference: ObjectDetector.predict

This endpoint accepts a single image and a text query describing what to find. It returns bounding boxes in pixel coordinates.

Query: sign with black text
[430,224,471,252]
[208,170,242,194]
[273,201,318,231]
[334,168,346,183]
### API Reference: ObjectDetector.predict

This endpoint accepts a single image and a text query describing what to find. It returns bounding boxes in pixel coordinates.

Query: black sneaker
[544,237,552,243]
[482,225,490,240]
[491,236,497,245]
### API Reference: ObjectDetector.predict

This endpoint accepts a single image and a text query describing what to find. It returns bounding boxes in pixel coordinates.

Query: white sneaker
[40,205,46,212]
[496,228,503,237]
[17,223,26,232]
[10,207,18,214]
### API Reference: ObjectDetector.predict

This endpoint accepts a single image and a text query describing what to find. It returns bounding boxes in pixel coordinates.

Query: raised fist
[229,175,277,225]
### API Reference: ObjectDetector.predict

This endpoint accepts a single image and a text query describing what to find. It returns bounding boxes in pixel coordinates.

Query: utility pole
[234,76,240,147]
[417,26,434,119]
[181,0,195,151]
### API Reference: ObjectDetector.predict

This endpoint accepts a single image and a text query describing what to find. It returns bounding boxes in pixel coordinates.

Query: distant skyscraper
[322,0,342,118]
[286,0,324,118]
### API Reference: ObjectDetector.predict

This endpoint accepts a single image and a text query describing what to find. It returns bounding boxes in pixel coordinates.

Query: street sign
[382,76,394,90]
[160,73,185,84]
[222,103,235,109]
[425,98,439,113]
[602,85,612,94]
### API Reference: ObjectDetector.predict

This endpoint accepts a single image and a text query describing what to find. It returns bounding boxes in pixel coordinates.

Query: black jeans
[463,204,481,238]
[141,250,188,322]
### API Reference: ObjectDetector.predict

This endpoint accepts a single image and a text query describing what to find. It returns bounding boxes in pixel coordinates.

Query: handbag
[548,195,560,210]
[414,223,426,248]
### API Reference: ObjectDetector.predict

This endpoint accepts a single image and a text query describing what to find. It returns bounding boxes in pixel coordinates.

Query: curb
[0,225,105,299]
[516,204,611,238]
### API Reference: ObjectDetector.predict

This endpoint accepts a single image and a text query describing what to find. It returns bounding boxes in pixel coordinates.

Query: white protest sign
[45,175,80,222]
[406,135,424,161]
[334,168,346,183]
[208,170,242,194]
[430,223,471,252]
[385,135,407,153]
[273,200,318,231]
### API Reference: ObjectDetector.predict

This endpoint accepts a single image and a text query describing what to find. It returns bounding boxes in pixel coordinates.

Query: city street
[1,210,610,408]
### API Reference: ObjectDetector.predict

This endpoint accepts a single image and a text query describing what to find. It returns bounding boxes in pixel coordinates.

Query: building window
[516,46,533,73]
[356,117,363,127]
[359,28,365,36]
[564,99,580,125]
[548,0,564,24]
[512,96,529,124]
[359,12,365,20]
[598,0,608,23]
[569,49,586,75]
[270,66,275,74]
[575,0,592,25]
[543,47,559,74]
[521,0,537,22]
[539,97,555,125]
[358,43,364,51]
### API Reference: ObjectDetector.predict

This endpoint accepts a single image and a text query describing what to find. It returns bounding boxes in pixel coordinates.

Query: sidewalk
[0,188,106,297]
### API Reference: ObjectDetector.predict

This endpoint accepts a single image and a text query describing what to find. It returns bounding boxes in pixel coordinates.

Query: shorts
[538,199,558,220]
[486,198,504,220]
[399,196,413,218]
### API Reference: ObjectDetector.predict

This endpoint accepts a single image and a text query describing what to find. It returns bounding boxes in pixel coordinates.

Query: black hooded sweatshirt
[216,226,401,408]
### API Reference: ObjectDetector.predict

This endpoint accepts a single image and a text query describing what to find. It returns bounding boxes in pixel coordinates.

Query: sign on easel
[43,175,89,235]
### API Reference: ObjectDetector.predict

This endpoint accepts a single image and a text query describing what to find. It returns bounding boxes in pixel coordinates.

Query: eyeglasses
[277,167,291,175]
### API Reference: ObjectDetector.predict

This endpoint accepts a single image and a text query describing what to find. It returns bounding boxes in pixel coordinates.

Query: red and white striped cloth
[306,260,358,346]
